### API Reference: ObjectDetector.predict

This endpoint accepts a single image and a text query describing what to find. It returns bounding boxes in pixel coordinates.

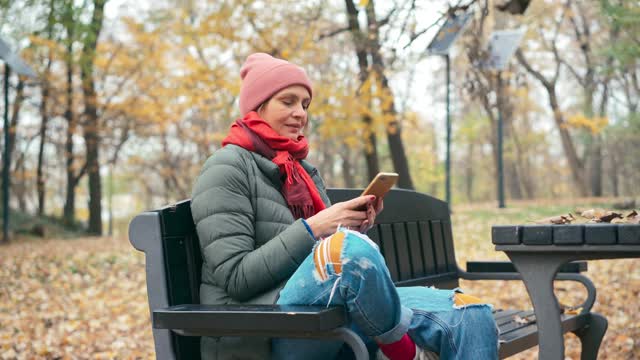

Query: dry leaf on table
[580,209,623,223]
[533,213,575,224]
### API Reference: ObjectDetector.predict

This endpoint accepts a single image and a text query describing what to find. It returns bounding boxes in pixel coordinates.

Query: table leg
[505,252,572,360]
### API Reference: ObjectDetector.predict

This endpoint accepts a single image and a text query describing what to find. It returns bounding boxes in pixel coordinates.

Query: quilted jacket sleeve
[191,148,317,302]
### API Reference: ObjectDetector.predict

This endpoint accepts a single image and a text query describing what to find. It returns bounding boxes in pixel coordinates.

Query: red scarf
[222,112,326,219]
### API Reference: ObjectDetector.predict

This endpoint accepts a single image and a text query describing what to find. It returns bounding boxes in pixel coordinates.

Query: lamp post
[0,37,36,243]
[482,29,525,209]
[426,10,473,206]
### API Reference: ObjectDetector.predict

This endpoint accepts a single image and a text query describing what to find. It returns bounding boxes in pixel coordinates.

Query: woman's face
[258,85,311,141]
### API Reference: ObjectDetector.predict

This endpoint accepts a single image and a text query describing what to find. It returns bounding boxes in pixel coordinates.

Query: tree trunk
[609,144,619,197]
[583,82,603,197]
[341,145,355,188]
[516,50,589,196]
[465,142,474,202]
[548,90,589,196]
[515,115,536,198]
[80,0,106,235]
[500,81,523,200]
[588,135,603,196]
[365,0,414,189]
[363,115,380,181]
[15,153,27,212]
[8,78,24,161]
[430,128,439,196]
[36,81,48,216]
[62,4,78,226]
[34,0,57,217]
[344,0,380,182]
[63,51,77,225]
[107,163,113,236]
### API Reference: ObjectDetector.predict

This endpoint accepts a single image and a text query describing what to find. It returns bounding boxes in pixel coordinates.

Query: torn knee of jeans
[452,292,490,309]
[313,231,346,281]
[355,257,375,270]
[348,269,365,280]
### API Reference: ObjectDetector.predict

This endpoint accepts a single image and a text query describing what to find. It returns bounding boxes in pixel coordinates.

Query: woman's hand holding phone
[305,196,376,238]
[306,172,394,238]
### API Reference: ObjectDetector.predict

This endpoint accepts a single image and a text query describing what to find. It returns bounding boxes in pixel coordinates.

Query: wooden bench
[129,188,606,359]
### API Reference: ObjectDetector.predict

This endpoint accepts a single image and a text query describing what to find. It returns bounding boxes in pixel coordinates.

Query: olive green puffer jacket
[190,144,331,359]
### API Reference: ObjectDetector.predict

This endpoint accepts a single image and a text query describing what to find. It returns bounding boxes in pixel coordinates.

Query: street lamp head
[0,37,36,78]
[496,0,531,15]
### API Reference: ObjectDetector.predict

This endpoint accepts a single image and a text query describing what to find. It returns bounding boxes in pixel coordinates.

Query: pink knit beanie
[239,53,313,116]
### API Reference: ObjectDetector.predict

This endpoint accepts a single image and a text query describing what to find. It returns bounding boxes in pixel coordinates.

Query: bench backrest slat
[442,221,458,272]
[405,222,424,278]
[431,221,448,273]
[392,223,413,280]
[418,221,437,275]
[378,223,402,280]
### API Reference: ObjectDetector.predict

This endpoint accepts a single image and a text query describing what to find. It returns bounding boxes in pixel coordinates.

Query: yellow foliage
[565,113,609,134]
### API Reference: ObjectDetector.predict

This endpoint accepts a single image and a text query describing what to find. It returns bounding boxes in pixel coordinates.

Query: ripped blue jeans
[272,229,498,360]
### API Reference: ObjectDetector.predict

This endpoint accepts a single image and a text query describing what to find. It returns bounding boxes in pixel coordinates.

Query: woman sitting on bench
[190,53,499,360]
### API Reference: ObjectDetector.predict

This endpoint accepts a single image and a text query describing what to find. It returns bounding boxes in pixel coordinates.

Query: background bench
[129,188,606,359]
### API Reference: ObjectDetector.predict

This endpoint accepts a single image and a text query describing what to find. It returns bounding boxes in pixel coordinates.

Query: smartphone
[361,172,399,199]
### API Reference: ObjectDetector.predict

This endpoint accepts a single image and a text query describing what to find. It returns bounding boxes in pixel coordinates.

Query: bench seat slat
[493,309,522,323]
[497,311,537,335]
[497,312,590,359]
[495,310,535,326]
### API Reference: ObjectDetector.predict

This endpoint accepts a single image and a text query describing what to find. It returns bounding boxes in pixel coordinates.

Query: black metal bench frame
[129,188,606,360]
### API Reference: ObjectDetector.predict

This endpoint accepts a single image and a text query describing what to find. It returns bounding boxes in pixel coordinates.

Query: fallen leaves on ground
[0,237,154,359]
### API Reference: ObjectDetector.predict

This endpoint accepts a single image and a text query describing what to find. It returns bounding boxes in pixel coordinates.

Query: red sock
[378,334,416,360]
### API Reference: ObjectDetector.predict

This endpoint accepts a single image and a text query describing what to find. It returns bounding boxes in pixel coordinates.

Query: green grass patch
[0,207,87,240]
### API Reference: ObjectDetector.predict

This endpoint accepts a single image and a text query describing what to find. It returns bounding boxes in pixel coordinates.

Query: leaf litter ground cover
[0,200,638,359]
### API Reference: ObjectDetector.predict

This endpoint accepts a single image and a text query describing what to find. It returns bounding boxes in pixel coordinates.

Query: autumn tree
[514,1,620,197]
[342,0,415,189]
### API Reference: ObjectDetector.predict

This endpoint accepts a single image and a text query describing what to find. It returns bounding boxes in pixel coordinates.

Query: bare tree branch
[317,26,351,41]
[516,49,553,90]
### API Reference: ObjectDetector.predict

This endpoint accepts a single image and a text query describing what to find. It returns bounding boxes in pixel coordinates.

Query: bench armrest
[466,260,587,273]
[460,261,596,312]
[153,304,347,337]
[153,304,370,359]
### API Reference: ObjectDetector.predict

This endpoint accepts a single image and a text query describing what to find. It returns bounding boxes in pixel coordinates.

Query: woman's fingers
[374,198,384,214]
[366,203,375,224]
[342,195,376,210]
[359,220,370,233]
[343,209,368,222]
